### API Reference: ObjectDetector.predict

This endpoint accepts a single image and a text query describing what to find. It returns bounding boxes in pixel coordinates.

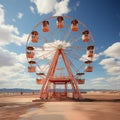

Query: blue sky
[0,0,120,90]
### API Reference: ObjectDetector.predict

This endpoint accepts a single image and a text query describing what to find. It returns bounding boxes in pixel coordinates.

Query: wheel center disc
[57,44,63,49]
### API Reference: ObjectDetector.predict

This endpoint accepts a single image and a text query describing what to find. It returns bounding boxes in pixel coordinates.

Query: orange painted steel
[40,48,82,99]
[26,16,95,100]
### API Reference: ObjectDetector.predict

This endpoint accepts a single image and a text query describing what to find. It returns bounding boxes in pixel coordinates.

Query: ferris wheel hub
[57,44,63,49]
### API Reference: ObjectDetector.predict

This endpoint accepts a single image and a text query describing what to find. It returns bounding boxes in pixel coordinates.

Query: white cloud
[0,47,36,89]
[54,0,71,16]
[12,18,16,22]
[0,5,36,89]
[91,77,105,82]
[0,47,17,67]
[90,77,106,87]
[31,0,56,15]
[99,42,120,75]
[80,53,99,62]
[73,0,80,11]
[30,6,35,14]
[30,0,70,16]
[88,42,120,89]
[0,4,4,24]
[11,33,28,46]
[76,1,80,7]
[103,42,120,60]
[88,76,120,90]
[17,53,27,63]
[0,63,36,89]
[17,12,23,19]
[0,24,28,46]
[100,57,120,75]
[100,58,115,67]
[0,47,27,66]
[0,5,28,46]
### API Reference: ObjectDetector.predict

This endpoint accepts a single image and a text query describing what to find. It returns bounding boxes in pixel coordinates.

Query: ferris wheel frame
[26,15,95,99]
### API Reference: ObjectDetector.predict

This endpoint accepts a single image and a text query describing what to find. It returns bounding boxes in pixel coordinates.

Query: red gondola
[71,19,78,31]
[77,79,85,84]
[31,31,38,43]
[28,66,36,72]
[57,16,64,28]
[87,45,94,58]
[42,20,49,32]
[26,52,34,58]
[28,61,36,72]
[88,50,94,58]
[36,78,45,84]
[85,66,93,72]
[82,30,90,42]
[27,46,34,58]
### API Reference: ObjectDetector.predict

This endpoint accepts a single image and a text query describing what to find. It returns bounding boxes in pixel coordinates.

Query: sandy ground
[0,92,120,120]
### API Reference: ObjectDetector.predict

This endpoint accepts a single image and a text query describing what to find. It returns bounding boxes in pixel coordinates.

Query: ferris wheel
[26,16,94,99]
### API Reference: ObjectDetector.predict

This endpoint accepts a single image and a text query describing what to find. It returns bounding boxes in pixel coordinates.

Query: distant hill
[0,88,115,93]
[0,88,39,93]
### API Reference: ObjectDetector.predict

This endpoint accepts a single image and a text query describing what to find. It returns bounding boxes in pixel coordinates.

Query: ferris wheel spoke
[64,29,71,41]
[49,30,57,41]
[38,28,57,48]
[69,35,82,45]
[65,45,84,51]
[68,58,85,73]
[80,56,92,61]
[42,37,57,48]
[67,54,85,74]
[34,46,56,51]
[67,57,79,73]
[39,61,50,74]
[58,28,62,41]
[64,50,81,61]
[36,62,50,74]
[35,50,55,60]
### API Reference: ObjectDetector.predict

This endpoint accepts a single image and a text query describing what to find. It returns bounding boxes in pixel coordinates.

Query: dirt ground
[0,92,120,120]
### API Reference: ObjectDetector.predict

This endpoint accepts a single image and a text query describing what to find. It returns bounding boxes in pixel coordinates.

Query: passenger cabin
[31,31,38,43]
[42,20,49,32]
[87,45,94,58]
[36,78,45,84]
[88,50,94,58]
[77,79,85,84]
[85,66,93,72]
[82,30,90,42]
[27,52,34,58]
[71,19,78,31]
[28,61,36,72]
[26,46,34,58]
[57,16,64,28]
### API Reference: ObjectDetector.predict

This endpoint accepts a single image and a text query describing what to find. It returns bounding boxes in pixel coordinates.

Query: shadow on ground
[32,97,120,102]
